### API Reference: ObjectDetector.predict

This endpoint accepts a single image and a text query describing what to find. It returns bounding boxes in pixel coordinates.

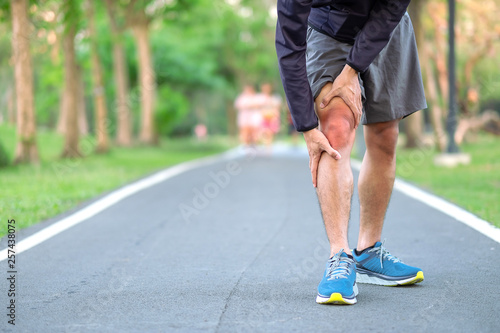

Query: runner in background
[234,85,262,146]
[258,83,282,147]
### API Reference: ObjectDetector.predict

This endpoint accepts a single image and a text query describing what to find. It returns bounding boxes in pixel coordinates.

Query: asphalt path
[1,146,499,332]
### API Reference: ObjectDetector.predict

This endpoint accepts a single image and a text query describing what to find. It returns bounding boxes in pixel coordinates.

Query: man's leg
[353,119,424,286]
[315,82,357,257]
[314,83,359,304]
[356,119,399,251]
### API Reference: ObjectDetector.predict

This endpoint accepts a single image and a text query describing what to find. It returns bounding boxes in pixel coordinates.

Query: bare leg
[315,83,356,257]
[356,119,400,251]
[249,126,259,145]
[239,126,249,145]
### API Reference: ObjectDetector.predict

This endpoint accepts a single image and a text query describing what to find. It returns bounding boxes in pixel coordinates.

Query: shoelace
[326,249,354,280]
[367,240,402,269]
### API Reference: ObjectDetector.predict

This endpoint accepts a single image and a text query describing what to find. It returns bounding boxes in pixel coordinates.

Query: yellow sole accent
[320,293,355,305]
[400,271,424,286]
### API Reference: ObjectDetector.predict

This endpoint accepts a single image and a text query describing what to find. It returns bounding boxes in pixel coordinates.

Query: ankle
[330,246,352,257]
[356,240,378,253]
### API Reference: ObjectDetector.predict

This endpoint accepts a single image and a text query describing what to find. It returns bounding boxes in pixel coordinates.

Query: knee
[317,98,355,151]
[322,117,353,151]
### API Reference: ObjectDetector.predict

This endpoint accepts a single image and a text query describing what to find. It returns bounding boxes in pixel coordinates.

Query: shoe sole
[316,283,358,305]
[356,270,424,286]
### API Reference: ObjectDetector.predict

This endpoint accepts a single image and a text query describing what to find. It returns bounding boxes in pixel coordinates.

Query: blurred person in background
[234,84,262,146]
[276,0,426,305]
[258,83,282,147]
[194,123,207,141]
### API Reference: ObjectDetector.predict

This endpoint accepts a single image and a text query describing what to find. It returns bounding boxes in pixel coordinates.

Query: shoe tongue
[374,241,382,247]
[339,252,349,258]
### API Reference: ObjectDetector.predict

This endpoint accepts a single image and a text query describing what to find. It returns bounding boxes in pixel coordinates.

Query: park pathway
[1,146,499,332]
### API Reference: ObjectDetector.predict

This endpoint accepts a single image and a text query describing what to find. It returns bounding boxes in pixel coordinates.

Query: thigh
[306,27,359,102]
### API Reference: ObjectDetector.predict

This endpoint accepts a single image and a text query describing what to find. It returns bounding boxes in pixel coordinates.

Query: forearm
[347,0,411,73]
[275,0,318,132]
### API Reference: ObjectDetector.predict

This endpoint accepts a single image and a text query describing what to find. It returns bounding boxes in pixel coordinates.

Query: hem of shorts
[363,103,427,125]
[311,78,336,100]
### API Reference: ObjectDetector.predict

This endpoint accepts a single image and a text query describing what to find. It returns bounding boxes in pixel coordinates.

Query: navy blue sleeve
[346,0,411,73]
[275,0,318,132]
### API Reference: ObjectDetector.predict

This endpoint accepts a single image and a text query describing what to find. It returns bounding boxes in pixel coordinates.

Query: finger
[310,154,319,187]
[316,130,341,160]
[354,108,361,129]
[357,98,363,115]
[356,96,363,128]
[341,98,359,129]
[351,108,359,129]
[322,144,341,160]
[319,89,337,109]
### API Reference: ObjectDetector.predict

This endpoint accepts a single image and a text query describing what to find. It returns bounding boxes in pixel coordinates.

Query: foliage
[420,0,500,121]
[1,0,499,143]
[154,84,190,137]
[0,0,281,141]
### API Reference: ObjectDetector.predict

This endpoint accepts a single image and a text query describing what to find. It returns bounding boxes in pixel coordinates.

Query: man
[276,0,427,305]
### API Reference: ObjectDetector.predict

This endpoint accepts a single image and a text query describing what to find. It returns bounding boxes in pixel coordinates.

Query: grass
[0,124,235,238]
[395,133,500,228]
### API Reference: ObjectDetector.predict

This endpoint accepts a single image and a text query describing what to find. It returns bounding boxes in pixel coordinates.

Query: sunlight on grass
[395,133,500,228]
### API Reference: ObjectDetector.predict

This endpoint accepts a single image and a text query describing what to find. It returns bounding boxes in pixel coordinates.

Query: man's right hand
[303,128,341,188]
[319,64,362,128]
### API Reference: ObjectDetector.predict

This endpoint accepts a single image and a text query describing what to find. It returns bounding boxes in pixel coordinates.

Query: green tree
[10,0,39,164]
[87,0,109,153]
[60,0,82,158]
[104,0,132,146]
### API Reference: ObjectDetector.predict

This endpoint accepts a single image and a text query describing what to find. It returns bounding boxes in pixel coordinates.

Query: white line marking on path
[0,148,242,262]
[2,146,498,262]
[351,159,500,244]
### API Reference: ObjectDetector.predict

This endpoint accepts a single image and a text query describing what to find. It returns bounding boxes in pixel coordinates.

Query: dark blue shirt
[276,0,411,132]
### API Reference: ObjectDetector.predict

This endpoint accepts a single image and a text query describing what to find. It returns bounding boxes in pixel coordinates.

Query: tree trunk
[427,4,449,110]
[11,0,39,164]
[133,23,156,145]
[104,0,132,146]
[58,65,87,135]
[7,87,16,124]
[405,0,426,148]
[423,42,446,152]
[60,13,82,158]
[57,86,66,134]
[76,65,88,135]
[88,0,109,153]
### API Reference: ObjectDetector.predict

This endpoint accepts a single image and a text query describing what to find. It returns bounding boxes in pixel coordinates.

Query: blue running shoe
[316,250,358,305]
[352,241,424,286]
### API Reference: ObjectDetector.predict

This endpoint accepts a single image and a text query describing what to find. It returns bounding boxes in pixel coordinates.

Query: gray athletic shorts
[306,13,427,125]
